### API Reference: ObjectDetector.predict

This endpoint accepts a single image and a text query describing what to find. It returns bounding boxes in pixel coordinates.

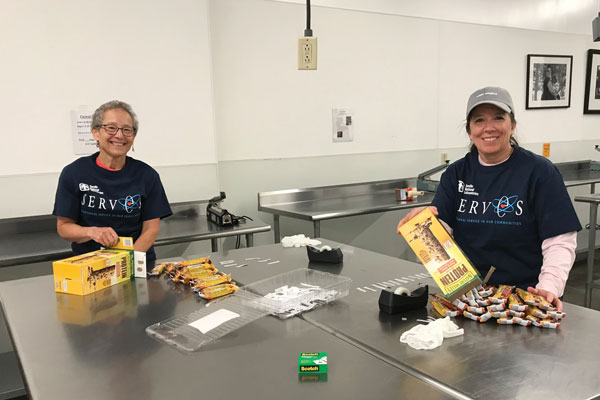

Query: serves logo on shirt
[458,195,523,218]
[80,192,142,214]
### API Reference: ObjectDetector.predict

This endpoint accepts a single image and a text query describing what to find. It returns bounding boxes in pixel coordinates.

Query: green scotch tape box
[298,352,328,374]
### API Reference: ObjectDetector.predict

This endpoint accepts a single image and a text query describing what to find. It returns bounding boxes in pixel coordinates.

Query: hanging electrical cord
[304,0,312,37]
[298,0,317,70]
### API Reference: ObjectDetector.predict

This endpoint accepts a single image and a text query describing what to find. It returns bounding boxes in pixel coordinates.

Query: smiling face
[467,104,516,164]
[92,108,136,160]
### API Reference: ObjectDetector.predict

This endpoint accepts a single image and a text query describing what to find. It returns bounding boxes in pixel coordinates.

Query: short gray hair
[91,100,139,134]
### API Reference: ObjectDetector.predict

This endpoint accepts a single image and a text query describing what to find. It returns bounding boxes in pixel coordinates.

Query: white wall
[212,0,441,159]
[211,0,600,258]
[0,0,218,217]
[272,0,598,35]
[2,0,600,256]
[212,0,600,163]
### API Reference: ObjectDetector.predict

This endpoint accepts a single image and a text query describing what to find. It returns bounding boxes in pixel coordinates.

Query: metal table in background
[0,275,447,399]
[258,178,434,243]
[574,193,600,308]
[0,201,270,268]
[156,202,270,251]
[258,160,600,245]
[560,160,600,189]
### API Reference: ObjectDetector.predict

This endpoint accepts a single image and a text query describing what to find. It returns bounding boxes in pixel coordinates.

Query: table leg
[273,215,280,244]
[245,233,254,247]
[314,221,320,239]
[211,238,218,252]
[586,203,598,308]
[592,183,596,195]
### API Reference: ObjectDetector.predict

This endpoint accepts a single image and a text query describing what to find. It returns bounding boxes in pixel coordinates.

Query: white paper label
[188,309,240,334]
[70,106,96,155]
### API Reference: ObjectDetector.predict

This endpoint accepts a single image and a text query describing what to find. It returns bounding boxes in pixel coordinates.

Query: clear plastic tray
[146,295,268,352]
[236,268,352,319]
[146,269,351,351]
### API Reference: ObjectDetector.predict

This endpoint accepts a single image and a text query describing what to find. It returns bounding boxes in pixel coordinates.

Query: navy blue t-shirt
[432,147,581,289]
[53,153,172,262]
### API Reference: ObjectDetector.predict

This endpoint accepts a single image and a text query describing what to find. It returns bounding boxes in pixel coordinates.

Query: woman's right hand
[397,206,438,232]
[87,226,120,247]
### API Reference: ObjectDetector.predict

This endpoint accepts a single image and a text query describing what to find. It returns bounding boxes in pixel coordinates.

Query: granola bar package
[490,285,513,304]
[490,310,511,318]
[515,288,538,307]
[534,295,556,312]
[430,300,462,318]
[508,293,528,312]
[547,311,566,320]
[198,283,239,300]
[464,311,492,322]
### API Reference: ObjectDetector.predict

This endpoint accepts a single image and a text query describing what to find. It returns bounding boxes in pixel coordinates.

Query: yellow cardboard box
[53,247,133,296]
[398,208,482,301]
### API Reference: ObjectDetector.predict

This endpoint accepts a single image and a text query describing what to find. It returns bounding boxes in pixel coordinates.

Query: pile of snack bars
[148,257,238,300]
[429,284,564,329]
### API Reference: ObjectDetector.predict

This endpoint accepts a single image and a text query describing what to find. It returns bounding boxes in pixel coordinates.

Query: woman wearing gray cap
[398,87,581,311]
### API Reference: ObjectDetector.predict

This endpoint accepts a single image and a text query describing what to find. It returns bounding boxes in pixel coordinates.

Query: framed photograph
[526,54,572,109]
[584,49,600,114]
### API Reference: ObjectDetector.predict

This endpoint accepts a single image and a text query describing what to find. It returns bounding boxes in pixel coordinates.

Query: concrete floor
[563,252,600,311]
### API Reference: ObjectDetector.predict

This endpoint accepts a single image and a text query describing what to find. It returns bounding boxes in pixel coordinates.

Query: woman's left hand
[527,286,562,312]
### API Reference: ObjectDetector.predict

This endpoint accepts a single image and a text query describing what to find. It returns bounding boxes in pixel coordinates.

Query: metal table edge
[259,201,433,221]
[154,225,271,245]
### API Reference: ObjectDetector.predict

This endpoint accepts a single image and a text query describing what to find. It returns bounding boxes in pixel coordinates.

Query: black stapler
[378,285,428,315]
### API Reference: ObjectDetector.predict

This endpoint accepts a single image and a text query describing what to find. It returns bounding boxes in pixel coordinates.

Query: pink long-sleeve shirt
[439,219,575,297]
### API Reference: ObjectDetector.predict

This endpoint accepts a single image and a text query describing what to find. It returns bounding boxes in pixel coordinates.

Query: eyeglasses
[100,125,136,137]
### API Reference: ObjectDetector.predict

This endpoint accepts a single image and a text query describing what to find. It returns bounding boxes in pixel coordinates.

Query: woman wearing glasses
[53,100,172,264]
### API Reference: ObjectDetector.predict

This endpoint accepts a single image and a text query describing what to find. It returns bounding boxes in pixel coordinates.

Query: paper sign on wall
[71,105,96,155]
[332,108,354,142]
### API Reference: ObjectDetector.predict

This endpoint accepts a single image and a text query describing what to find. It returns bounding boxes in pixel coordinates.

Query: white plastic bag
[400,316,464,350]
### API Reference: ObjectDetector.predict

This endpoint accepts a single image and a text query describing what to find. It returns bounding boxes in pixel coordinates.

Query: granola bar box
[398,208,482,301]
[53,249,133,296]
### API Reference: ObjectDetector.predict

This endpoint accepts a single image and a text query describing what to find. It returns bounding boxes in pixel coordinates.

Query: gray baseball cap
[466,87,514,119]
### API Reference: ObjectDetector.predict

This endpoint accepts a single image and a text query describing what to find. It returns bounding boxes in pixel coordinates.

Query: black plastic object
[306,246,343,263]
[378,285,428,315]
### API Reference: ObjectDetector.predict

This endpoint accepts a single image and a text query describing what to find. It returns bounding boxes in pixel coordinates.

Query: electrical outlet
[298,37,317,70]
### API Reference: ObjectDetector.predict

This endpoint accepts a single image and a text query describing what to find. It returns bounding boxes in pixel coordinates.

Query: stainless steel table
[574,193,600,308]
[258,160,600,244]
[0,201,270,268]
[560,160,600,188]
[0,350,25,399]
[155,204,270,251]
[258,178,434,243]
[211,241,600,400]
[3,240,599,399]
[0,275,447,399]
